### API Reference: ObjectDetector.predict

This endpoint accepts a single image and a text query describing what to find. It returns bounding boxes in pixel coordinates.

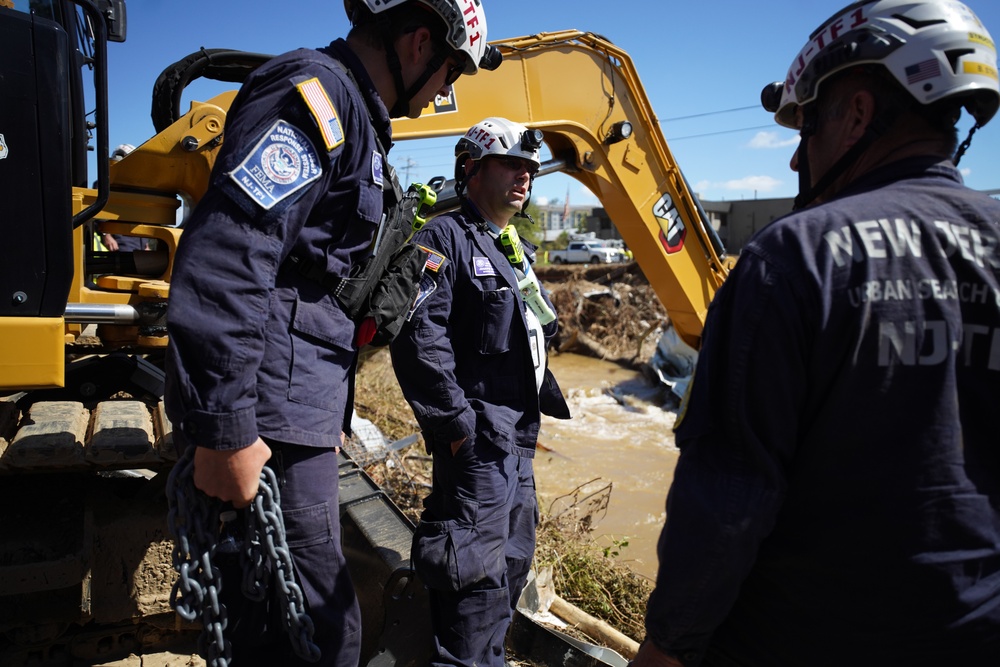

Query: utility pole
[402,157,418,186]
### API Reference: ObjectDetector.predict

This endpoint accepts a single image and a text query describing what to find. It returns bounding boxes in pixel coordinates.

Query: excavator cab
[0,0,125,388]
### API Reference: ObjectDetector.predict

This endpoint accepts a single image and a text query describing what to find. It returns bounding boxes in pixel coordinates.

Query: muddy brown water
[534,352,680,582]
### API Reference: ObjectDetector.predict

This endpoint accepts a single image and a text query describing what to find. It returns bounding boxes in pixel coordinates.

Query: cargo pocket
[283,501,334,548]
[411,498,488,592]
[479,286,515,354]
[288,297,355,411]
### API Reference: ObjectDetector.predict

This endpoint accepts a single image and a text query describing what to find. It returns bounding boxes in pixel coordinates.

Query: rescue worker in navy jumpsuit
[164,2,495,665]
[632,2,1000,666]
[391,117,572,666]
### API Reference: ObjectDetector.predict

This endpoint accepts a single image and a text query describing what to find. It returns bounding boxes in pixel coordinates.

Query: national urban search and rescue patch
[296,77,345,152]
[419,245,447,273]
[407,272,439,320]
[229,119,322,210]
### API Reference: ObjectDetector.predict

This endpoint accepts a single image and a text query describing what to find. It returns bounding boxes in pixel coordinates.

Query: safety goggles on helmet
[761,0,1000,129]
[345,0,501,74]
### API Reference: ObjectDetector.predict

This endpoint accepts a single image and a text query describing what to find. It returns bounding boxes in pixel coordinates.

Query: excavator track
[0,397,176,474]
[0,396,194,666]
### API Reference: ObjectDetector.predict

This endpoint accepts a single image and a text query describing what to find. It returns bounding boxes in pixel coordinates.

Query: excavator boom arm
[394,30,731,348]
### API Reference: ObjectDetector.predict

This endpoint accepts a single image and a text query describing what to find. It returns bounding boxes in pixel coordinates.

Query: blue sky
[98,0,1000,206]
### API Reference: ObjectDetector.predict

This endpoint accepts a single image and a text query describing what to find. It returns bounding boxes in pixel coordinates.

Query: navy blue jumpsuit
[164,39,392,667]
[644,158,1000,666]
[390,203,570,666]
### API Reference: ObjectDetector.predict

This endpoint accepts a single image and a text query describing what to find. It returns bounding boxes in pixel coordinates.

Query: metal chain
[166,448,322,665]
[953,122,980,166]
[249,465,322,663]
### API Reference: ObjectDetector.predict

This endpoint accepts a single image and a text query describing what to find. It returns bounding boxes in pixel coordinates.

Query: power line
[667,124,779,141]
[392,141,457,154]
[660,105,761,122]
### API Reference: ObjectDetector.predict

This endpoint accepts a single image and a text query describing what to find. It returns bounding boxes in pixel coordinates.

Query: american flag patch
[296,77,345,151]
[419,245,447,273]
[905,59,941,84]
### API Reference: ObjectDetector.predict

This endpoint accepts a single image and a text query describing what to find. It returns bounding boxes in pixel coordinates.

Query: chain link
[953,122,980,166]
[250,465,322,662]
[166,448,322,666]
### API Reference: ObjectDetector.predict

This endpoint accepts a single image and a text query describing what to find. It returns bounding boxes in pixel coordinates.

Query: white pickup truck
[547,240,628,264]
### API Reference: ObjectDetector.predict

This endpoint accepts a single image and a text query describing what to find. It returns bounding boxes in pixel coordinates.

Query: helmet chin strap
[793,107,818,211]
[793,104,894,210]
[455,158,481,200]
[514,180,536,223]
[381,30,449,118]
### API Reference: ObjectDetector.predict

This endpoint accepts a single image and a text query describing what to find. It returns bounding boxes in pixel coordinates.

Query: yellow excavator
[0,1,731,664]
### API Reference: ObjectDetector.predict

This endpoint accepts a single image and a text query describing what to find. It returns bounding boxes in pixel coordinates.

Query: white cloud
[747,131,800,149]
[574,185,600,206]
[961,168,972,178]
[720,175,784,193]
[692,175,786,201]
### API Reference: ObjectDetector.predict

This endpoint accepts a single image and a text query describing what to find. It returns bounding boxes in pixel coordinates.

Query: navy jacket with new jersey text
[390,206,570,458]
[165,40,390,452]
[646,157,1000,667]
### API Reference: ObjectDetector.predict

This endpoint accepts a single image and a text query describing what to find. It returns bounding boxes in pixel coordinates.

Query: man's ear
[846,89,877,143]
[464,157,477,179]
[398,26,434,66]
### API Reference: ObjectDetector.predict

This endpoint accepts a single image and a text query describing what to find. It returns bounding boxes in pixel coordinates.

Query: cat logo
[0,134,7,160]
[652,192,686,255]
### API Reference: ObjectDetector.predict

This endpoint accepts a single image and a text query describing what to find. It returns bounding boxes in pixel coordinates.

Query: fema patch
[473,257,496,277]
[229,120,322,210]
[372,151,384,188]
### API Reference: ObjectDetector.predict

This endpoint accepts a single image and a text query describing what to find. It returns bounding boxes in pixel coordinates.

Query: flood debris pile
[536,262,668,369]
[533,480,653,645]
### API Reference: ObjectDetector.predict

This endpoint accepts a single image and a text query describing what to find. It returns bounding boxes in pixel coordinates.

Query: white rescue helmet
[345,0,490,74]
[454,117,543,206]
[762,0,1000,129]
[111,143,135,160]
[455,117,543,168]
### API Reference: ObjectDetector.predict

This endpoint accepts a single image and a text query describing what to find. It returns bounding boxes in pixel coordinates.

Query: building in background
[534,200,594,242]
[534,189,998,254]
[700,197,795,252]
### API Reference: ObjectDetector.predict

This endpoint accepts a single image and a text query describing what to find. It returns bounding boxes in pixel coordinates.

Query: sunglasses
[492,156,539,176]
[444,58,466,86]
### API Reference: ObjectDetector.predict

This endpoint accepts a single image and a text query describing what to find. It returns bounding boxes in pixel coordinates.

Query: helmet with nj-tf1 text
[762,0,999,130]
[344,0,493,74]
[454,117,543,168]
[453,117,544,211]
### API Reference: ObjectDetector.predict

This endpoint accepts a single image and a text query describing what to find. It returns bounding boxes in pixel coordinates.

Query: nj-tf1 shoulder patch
[230,120,323,210]
[418,245,447,273]
[296,77,345,152]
